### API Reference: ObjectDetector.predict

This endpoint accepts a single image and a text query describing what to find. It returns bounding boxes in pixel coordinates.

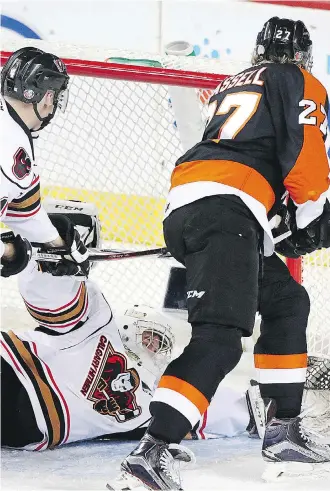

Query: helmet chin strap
[32,102,57,131]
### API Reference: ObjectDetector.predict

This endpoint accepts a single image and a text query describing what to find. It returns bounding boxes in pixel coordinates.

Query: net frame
[0,51,226,87]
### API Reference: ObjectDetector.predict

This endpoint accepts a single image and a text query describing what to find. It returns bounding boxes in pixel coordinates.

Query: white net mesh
[302,357,330,440]
[303,249,330,360]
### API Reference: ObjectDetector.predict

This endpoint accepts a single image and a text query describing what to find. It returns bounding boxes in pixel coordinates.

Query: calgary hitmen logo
[12,147,32,180]
[81,335,141,423]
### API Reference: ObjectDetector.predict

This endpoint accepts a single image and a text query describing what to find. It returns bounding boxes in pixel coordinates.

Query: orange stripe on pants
[254,353,307,369]
[158,375,209,415]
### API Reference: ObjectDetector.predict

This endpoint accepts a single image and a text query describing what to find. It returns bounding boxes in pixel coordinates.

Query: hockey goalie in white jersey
[1,200,251,451]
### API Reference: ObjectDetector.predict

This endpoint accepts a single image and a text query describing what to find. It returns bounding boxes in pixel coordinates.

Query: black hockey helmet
[253,17,313,72]
[1,47,69,129]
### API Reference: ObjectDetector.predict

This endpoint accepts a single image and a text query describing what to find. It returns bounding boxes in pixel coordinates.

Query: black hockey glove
[291,201,330,253]
[1,232,32,277]
[275,200,330,258]
[39,214,90,277]
[275,236,301,259]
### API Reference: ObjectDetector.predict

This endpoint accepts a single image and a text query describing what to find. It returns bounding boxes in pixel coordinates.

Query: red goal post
[0,51,226,88]
[286,257,302,284]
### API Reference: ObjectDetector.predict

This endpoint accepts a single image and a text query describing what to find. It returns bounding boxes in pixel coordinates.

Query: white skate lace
[159,448,181,487]
[159,444,195,488]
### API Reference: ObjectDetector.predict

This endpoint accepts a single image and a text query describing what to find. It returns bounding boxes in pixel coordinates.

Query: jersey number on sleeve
[12,148,32,180]
[298,100,328,136]
[207,92,262,140]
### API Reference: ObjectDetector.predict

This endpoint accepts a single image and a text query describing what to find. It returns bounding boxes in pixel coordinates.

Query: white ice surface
[1,256,330,490]
[2,436,330,491]
[2,355,330,491]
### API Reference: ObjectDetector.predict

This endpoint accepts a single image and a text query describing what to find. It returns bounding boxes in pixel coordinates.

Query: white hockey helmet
[116,305,175,376]
[43,198,101,251]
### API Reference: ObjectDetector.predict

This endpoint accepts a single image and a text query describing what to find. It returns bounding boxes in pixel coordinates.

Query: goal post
[286,257,302,285]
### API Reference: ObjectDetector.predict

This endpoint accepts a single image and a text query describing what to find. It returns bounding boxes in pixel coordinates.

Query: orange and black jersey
[166,63,329,253]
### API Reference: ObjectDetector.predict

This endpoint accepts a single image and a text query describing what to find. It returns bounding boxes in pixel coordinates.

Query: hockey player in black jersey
[109,17,330,490]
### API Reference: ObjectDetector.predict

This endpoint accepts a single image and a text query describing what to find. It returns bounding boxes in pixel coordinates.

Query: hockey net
[0,39,244,331]
[0,41,329,415]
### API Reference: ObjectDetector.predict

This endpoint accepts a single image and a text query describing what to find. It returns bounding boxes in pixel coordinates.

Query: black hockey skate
[107,432,195,490]
[262,416,330,481]
[245,380,276,439]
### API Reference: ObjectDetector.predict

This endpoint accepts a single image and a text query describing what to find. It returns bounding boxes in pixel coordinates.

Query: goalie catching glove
[275,199,330,258]
[1,232,32,277]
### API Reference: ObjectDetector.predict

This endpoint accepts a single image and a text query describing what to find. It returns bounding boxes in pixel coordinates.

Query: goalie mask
[252,17,313,72]
[43,198,101,259]
[116,305,175,377]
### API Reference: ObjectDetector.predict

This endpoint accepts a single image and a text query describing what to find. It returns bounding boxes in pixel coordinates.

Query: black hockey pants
[149,195,309,442]
[150,195,262,442]
[1,357,42,447]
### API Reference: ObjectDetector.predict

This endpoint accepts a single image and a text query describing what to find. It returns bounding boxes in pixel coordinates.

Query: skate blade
[262,462,330,482]
[106,471,154,491]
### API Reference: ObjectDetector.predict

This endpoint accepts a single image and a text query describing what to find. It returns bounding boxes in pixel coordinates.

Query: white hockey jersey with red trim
[1,261,249,450]
[0,94,58,257]
[1,260,158,450]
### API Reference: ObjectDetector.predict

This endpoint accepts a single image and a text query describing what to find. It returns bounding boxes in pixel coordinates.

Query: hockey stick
[31,246,170,263]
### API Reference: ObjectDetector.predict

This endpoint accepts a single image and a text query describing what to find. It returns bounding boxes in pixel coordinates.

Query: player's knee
[256,280,310,354]
[263,278,310,328]
[289,280,310,327]
[297,282,310,317]
[190,323,243,375]
[163,323,243,403]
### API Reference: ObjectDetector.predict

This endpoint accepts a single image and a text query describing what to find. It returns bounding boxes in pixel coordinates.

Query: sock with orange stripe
[149,324,243,443]
[254,350,308,418]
